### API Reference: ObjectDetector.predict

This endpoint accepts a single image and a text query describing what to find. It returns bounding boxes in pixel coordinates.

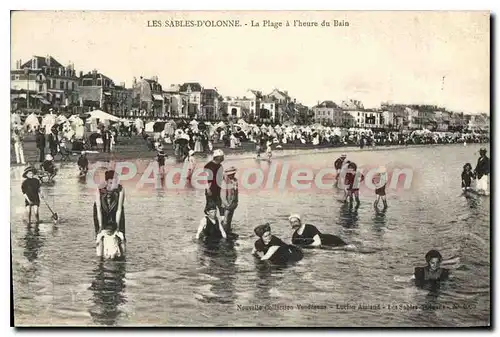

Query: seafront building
[10,54,489,132]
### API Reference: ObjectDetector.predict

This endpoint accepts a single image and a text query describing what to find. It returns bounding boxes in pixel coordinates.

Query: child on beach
[266,141,273,160]
[373,166,388,209]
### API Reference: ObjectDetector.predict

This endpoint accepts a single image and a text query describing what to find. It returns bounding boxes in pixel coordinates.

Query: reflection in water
[338,202,360,229]
[23,224,45,263]
[88,260,127,326]
[372,207,387,234]
[196,240,237,304]
[254,263,285,302]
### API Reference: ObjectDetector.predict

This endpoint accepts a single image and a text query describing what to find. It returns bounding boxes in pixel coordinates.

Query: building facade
[313,101,343,125]
[11,55,79,112]
[111,83,133,117]
[132,76,165,117]
[180,83,203,118]
[78,70,115,112]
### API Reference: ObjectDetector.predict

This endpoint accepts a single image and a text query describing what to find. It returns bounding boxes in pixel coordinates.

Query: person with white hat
[41,154,58,181]
[474,148,490,195]
[334,153,347,184]
[289,214,349,248]
[221,166,238,232]
[203,149,225,215]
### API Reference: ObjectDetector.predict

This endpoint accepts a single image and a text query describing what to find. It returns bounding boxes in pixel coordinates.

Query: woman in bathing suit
[289,214,348,248]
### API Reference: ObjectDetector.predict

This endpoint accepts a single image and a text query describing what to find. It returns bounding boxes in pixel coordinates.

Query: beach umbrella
[145,121,155,132]
[56,115,68,124]
[41,114,56,134]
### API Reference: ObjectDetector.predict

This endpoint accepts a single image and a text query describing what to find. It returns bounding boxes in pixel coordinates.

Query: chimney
[92,69,98,76]
[46,55,51,66]
[32,56,37,69]
[120,82,125,87]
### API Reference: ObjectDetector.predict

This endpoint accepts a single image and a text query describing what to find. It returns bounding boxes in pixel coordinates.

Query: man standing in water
[221,166,238,233]
[204,149,225,216]
[474,148,490,195]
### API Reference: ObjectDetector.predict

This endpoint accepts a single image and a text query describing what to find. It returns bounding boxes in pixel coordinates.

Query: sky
[11,10,490,113]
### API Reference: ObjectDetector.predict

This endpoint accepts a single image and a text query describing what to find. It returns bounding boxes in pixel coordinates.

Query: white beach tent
[88,109,122,122]
[145,121,155,133]
[24,113,40,132]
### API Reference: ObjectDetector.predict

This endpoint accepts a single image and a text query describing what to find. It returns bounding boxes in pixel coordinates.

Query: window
[11,75,15,80]
[251,101,254,106]
[97,79,102,86]
[60,81,64,89]
[358,112,360,116]
[52,79,56,88]
[39,84,43,92]
[72,82,75,91]
[66,82,69,90]
[15,75,19,80]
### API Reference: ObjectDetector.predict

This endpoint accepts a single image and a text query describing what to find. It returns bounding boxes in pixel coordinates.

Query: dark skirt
[319,234,347,247]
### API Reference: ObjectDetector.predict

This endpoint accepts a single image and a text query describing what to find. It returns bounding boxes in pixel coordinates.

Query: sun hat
[288,214,301,222]
[22,166,35,178]
[213,149,225,157]
[224,166,237,175]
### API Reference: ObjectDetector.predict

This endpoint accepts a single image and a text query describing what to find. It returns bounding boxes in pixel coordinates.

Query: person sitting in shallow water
[252,223,288,261]
[413,250,450,288]
[289,214,351,248]
[196,206,227,241]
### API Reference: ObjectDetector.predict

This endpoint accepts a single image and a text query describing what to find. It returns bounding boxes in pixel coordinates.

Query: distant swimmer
[196,206,227,242]
[288,214,351,249]
[252,223,303,264]
[413,250,450,288]
[461,163,475,192]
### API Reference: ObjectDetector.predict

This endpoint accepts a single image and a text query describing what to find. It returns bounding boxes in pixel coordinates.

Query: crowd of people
[14,110,490,288]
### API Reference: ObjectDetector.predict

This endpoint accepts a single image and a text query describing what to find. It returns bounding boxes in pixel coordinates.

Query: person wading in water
[93,170,126,241]
[203,149,225,216]
[221,166,238,233]
[21,166,44,225]
[78,151,89,177]
[473,148,490,195]
[196,205,227,242]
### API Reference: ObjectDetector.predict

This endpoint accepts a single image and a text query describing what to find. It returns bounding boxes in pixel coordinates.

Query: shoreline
[10,137,489,166]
